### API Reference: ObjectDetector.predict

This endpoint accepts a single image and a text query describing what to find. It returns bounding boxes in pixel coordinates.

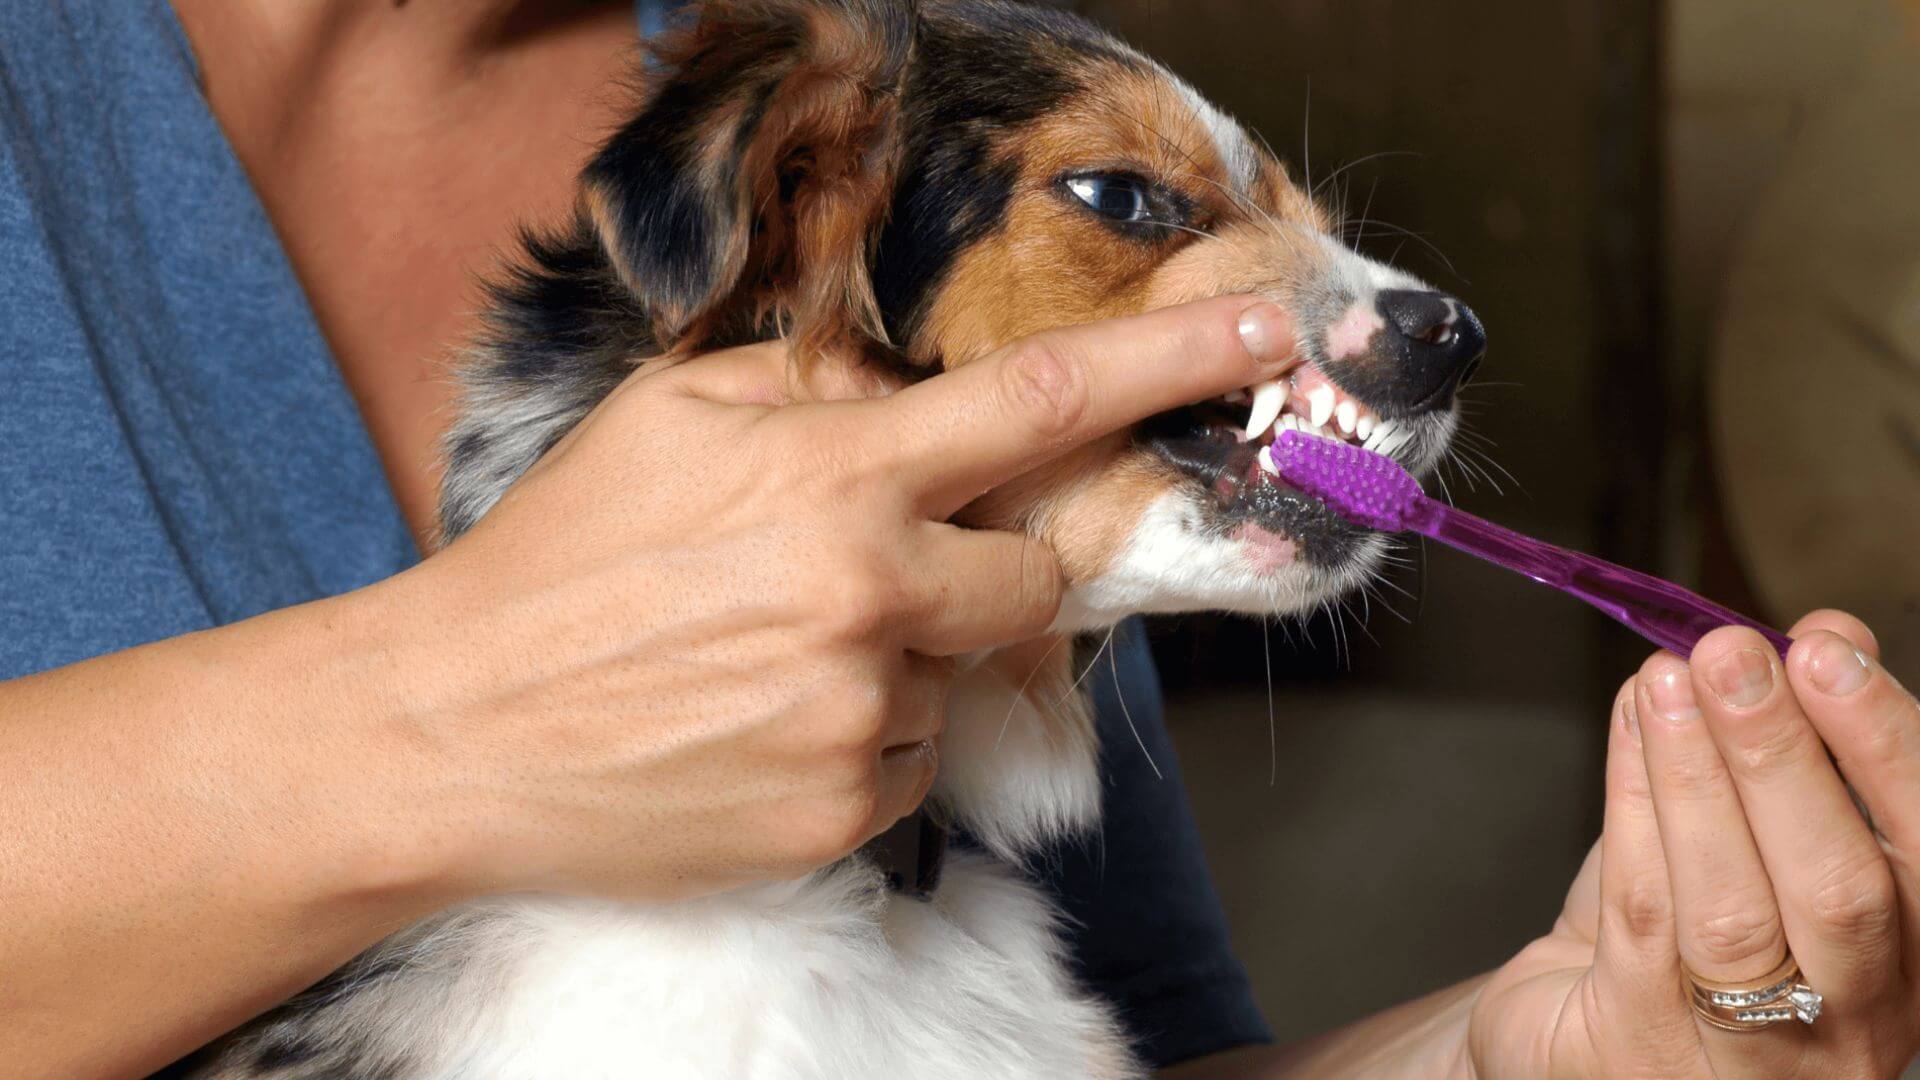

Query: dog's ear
[582,0,915,360]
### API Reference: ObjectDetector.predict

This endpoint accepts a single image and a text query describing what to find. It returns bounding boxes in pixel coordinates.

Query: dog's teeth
[1364,419,1393,452]
[1378,425,1411,456]
[1356,414,1375,441]
[1280,412,1300,431]
[1256,444,1279,475]
[1335,399,1358,436]
[1307,384,1335,429]
[1244,379,1286,441]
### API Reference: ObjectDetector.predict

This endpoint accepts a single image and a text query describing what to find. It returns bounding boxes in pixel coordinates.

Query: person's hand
[1469,611,1920,1077]
[351,295,1296,904]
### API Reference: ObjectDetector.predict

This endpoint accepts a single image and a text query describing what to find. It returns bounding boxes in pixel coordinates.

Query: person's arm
[0,579,475,1077]
[0,295,1299,1078]
[1159,978,1481,1079]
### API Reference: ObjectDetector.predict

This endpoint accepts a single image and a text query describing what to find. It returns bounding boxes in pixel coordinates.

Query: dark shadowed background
[1060,0,1920,1045]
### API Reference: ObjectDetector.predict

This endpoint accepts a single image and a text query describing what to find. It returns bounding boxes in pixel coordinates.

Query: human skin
[4,6,1318,1075]
[11,2,1911,1077]
[0,295,1304,1076]
[1168,612,1920,1079]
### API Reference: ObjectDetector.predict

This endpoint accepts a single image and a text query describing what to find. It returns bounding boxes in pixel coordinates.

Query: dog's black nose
[1375,289,1486,409]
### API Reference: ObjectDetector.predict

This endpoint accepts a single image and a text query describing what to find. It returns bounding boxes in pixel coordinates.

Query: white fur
[355,853,1135,1080]
[1054,491,1389,634]
[1317,232,1430,304]
[200,667,1135,1080]
[1170,74,1259,194]
[932,665,1102,863]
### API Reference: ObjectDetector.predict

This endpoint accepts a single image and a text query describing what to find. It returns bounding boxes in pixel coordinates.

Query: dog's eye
[1064,174,1155,223]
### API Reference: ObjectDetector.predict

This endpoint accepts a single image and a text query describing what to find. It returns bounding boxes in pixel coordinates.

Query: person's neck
[170,1,623,139]
[168,0,639,546]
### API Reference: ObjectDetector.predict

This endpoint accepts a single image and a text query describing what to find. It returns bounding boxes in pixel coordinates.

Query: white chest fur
[204,658,1134,1079]
[346,853,1137,1079]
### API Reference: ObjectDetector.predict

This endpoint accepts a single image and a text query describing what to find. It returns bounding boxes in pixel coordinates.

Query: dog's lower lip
[1142,411,1371,567]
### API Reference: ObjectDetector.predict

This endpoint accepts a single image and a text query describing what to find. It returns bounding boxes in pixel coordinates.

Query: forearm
[1164,974,1483,1080]
[0,574,464,1078]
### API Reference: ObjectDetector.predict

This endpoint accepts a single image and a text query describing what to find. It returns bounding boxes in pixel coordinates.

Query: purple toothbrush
[1269,429,1793,660]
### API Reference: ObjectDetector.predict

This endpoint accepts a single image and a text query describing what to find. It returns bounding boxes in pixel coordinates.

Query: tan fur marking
[914,62,1334,582]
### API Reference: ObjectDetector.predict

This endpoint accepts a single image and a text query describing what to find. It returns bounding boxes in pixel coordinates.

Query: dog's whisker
[1311,149,1419,204]
[1260,616,1277,787]
[1348,175,1381,254]
[1060,625,1117,706]
[994,633,1069,755]
[1106,633,1163,781]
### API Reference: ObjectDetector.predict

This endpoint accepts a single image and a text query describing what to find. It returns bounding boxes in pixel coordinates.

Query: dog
[194,1,1485,1076]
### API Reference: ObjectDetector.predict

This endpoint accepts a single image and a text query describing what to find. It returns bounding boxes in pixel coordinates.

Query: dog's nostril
[1370,288,1488,411]
[1377,289,1483,359]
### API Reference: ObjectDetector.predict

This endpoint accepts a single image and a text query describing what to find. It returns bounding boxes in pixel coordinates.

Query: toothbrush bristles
[1270,430,1423,532]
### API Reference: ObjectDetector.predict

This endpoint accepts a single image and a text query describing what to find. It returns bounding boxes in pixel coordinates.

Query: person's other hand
[1470,611,1920,1077]
[352,295,1296,904]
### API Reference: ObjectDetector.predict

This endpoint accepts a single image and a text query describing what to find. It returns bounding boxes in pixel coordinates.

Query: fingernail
[1806,635,1871,696]
[1620,694,1641,744]
[1237,301,1291,366]
[1646,666,1699,722]
[1705,648,1773,709]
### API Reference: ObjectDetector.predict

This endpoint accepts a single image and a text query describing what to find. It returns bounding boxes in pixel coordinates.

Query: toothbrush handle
[1414,499,1794,660]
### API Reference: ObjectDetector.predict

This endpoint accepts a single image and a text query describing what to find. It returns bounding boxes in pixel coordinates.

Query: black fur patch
[871,1,1138,350]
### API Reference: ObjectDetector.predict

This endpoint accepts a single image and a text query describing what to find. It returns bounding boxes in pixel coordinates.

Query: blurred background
[1062,0,1920,1045]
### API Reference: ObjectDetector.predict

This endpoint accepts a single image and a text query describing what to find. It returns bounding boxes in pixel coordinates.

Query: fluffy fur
[193,1,1485,1076]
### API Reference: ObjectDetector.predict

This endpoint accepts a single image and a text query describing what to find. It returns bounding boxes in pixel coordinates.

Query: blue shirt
[1,0,1269,1067]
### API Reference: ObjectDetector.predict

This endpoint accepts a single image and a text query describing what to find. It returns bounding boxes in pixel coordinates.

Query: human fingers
[1787,631,1920,973]
[797,655,946,865]
[1592,676,1709,1071]
[662,337,904,408]
[900,526,1064,656]
[869,295,1298,519]
[871,738,939,835]
[1787,610,1881,663]
[1690,626,1899,1010]
[633,339,797,405]
[1634,653,1792,991]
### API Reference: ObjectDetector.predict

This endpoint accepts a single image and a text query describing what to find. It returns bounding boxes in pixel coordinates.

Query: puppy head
[586,0,1487,631]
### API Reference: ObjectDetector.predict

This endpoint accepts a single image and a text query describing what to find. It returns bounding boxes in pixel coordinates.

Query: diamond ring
[1687,954,1822,1031]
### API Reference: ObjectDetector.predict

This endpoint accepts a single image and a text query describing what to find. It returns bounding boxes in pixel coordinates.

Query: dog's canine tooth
[1244,379,1286,442]
[1306,383,1335,429]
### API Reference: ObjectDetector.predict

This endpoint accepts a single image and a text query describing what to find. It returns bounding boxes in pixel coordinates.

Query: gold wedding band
[1686,953,1823,1031]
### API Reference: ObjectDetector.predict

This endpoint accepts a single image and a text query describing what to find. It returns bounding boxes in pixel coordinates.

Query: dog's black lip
[1138,406,1370,568]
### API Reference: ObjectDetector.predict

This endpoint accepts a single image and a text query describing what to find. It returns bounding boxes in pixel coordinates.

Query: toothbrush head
[1270,430,1424,532]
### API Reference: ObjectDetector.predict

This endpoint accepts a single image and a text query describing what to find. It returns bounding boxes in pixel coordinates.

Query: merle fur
[438,0,1134,544]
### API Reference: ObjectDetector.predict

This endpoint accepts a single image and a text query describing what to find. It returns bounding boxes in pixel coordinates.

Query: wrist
[1442,978,1484,1080]
[1272,971,1486,1079]
[278,567,486,920]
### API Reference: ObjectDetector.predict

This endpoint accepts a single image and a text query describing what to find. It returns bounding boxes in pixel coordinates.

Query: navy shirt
[0,0,1269,1067]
